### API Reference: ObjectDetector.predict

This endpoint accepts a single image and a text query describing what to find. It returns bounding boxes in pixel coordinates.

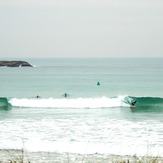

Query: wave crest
[2,96,163,109]
[5,96,130,108]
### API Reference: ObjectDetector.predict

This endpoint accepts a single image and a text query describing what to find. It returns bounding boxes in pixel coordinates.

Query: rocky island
[0,61,32,67]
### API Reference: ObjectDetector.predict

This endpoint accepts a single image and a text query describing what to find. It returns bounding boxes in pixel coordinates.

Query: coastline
[0,61,32,67]
[0,150,163,163]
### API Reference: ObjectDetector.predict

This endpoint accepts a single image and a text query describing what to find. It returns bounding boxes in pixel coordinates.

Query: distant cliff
[0,61,33,67]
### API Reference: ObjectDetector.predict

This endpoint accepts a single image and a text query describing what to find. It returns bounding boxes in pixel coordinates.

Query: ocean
[0,58,163,156]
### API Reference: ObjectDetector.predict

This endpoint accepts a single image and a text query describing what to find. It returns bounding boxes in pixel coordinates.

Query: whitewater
[7,96,131,108]
[0,58,163,157]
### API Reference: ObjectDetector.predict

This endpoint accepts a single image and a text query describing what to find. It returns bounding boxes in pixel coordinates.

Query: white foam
[8,96,130,108]
[1,113,163,156]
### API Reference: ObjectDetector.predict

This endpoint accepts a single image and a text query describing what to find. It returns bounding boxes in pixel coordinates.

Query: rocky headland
[0,61,32,67]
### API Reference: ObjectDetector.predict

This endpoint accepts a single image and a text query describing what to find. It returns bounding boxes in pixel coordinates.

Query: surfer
[131,100,137,107]
[63,93,69,98]
[97,81,100,86]
[36,95,40,98]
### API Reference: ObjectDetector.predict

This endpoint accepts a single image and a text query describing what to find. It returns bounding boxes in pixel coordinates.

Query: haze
[0,0,163,58]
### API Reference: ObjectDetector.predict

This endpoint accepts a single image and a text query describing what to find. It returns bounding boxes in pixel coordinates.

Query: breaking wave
[0,96,133,109]
[1,96,163,109]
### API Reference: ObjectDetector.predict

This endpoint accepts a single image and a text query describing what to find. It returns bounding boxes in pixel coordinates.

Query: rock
[0,61,33,67]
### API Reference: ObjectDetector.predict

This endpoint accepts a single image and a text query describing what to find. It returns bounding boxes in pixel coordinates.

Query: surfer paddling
[63,93,69,98]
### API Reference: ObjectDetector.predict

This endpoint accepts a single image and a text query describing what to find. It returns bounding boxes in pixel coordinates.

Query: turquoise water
[1,58,163,98]
[0,58,163,156]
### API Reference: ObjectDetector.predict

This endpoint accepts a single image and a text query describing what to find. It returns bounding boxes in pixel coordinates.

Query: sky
[0,0,163,58]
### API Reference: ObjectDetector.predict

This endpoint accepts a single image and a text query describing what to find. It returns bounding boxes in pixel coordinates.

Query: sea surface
[0,58,163,156]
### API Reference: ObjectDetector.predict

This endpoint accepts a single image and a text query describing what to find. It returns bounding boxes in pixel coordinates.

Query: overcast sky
[0,0,163,58]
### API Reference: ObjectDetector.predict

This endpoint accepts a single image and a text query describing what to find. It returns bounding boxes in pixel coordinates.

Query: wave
[0,97,10,110]
[135,97,163,109]
[1,96,163,109]
[0,96,132,109]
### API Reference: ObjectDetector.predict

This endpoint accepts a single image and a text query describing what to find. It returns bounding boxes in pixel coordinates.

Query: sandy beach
[0,150,163,163]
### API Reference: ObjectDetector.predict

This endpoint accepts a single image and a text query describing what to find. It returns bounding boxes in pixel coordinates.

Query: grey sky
[0,0,163,58]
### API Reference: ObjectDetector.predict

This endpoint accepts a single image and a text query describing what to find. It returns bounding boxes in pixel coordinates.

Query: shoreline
[0,150,163,163]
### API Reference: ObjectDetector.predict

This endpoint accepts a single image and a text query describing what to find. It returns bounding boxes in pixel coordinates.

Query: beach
[1,0,163,160]
[1,150,163,163]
